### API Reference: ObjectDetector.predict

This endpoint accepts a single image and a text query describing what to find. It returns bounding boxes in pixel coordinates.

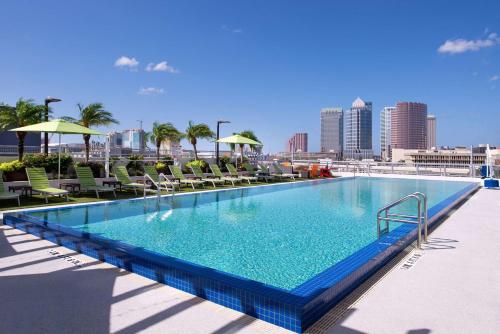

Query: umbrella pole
[58,133,61,187]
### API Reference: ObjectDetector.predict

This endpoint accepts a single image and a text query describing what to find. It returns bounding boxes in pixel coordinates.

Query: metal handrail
[377,192,428,248]
[143,173,175,198]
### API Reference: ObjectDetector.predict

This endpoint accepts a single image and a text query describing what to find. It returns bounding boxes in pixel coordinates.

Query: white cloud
[114,56,139,69]
[221,25,242,33]
[490,75,499,81]
[437,32,500,54]
[145,61,179,73]
[137,87,164,95]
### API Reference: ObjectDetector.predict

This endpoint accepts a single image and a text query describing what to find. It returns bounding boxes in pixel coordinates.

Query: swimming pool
[4,177,478,332]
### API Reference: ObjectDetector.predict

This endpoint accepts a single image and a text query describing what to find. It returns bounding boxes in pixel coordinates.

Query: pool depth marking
[400,252,424,270]
[49,249,84,267]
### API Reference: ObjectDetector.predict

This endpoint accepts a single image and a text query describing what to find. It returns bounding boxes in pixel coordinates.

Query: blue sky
[1,0,499,153]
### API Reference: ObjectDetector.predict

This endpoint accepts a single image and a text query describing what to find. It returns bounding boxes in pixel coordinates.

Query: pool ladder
[143,173,175,199]
[377,192,428,249]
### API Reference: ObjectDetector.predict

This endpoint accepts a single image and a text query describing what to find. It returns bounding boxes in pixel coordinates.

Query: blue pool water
[28,177,473,290]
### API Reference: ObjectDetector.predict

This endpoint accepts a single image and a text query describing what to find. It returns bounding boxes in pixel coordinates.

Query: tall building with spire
[320,107,343,154]
[380,106,395,161]
[344,97,373,160]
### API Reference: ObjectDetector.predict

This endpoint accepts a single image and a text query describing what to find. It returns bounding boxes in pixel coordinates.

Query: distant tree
[0,98,45,161]
[238,130,261,163]
[73,103,118,162]
[149,122,183,161]
[185,121,214,160]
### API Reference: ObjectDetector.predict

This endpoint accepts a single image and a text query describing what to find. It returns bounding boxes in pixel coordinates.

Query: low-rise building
[392,147,500,165]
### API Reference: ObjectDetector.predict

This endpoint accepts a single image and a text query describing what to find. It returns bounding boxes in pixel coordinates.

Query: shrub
[155,162,169,174]
[219,156,231,172]
[76,161,105,178]
[161,155,174,164]
[23,153,73,176]
[126,154,144,176]
[185,159,207,173]
[0,160,25,173]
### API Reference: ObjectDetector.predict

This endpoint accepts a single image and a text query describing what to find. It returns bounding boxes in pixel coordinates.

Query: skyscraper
[344,97,373,160]
[320,108,343,154]
[121,128,146,152]
[391,102,427,150]
[427,115,436,149]
[380,106,395,161]
[286,133,308,153]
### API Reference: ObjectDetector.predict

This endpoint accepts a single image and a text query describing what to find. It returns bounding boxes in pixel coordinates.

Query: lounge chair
[25,167,69,203]
[168,165,205,189]
[272,163,299,180]
[242,162,274,183]
[226,163,258,184]
[113,166,151,195]
[143,165,179,192]
[75,167,116,199]
[0,171,20,206]
[190,165,225,187]
[258,163,270,174]
[208,164,241,186]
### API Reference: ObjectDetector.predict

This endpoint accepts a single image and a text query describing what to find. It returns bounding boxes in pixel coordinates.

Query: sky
[1,0,499,154]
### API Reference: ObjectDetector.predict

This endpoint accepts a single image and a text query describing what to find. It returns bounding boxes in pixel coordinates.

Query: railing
[143,172,174,199]
[290,160,499,178]
[377,192,428,249]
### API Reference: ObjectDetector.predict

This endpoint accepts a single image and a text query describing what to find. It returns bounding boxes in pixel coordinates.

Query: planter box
[3,170,27,181]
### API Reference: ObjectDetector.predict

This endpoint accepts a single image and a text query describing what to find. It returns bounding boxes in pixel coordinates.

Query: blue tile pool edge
[295,181,480,330]
[2,179,480,333]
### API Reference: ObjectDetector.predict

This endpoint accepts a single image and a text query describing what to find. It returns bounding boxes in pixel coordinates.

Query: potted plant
[0,160,26,181]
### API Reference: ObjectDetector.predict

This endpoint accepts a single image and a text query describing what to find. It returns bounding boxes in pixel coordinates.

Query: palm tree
[74,103,118,162]
[149,122,183,161]
[238,130,261,163]
[185,121,214,160]
[0,98,45,161]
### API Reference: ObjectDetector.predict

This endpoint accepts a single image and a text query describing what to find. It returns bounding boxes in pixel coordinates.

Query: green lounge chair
[226,163,257,184]
[190,165,225,187]
[0,171,20,206]
[113,166,150,195]
[143,165,179,192]
[258,163,270,174]
[25,167,69,203]
[272,162,298,180]
[243,163,274,183]
[208,164,241,186]
[168,165,205,189]
[75,167,116,199]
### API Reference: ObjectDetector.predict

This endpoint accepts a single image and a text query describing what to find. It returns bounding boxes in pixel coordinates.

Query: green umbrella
[216,134,262,145]
[217,134,262,167]
[10,119,104,185]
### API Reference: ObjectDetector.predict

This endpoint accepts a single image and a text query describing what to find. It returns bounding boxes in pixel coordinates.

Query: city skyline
[1,1,499,153]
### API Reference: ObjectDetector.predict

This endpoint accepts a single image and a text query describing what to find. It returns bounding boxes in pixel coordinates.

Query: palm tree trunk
[191,139,198,160]
[16,132,26,162]
[240,144,244,164]
[156,142,161,162]
[83,134,91,162]
[193,144,198,160]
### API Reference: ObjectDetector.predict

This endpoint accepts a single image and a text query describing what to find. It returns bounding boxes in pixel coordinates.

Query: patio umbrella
[10,119,103,185]
[217,134,262,167]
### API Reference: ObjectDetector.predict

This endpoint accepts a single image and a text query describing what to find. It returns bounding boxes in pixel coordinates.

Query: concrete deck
[308,187,500,334]
[1,186,499,333]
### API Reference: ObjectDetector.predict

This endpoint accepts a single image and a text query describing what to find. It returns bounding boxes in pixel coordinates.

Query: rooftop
[1,175,499,333]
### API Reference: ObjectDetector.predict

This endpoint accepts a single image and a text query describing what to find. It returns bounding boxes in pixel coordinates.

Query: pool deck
[1,179,499,333]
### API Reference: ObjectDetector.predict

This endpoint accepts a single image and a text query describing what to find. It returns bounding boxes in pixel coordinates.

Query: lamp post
[216,120,230,166]
[43,97,62,155]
